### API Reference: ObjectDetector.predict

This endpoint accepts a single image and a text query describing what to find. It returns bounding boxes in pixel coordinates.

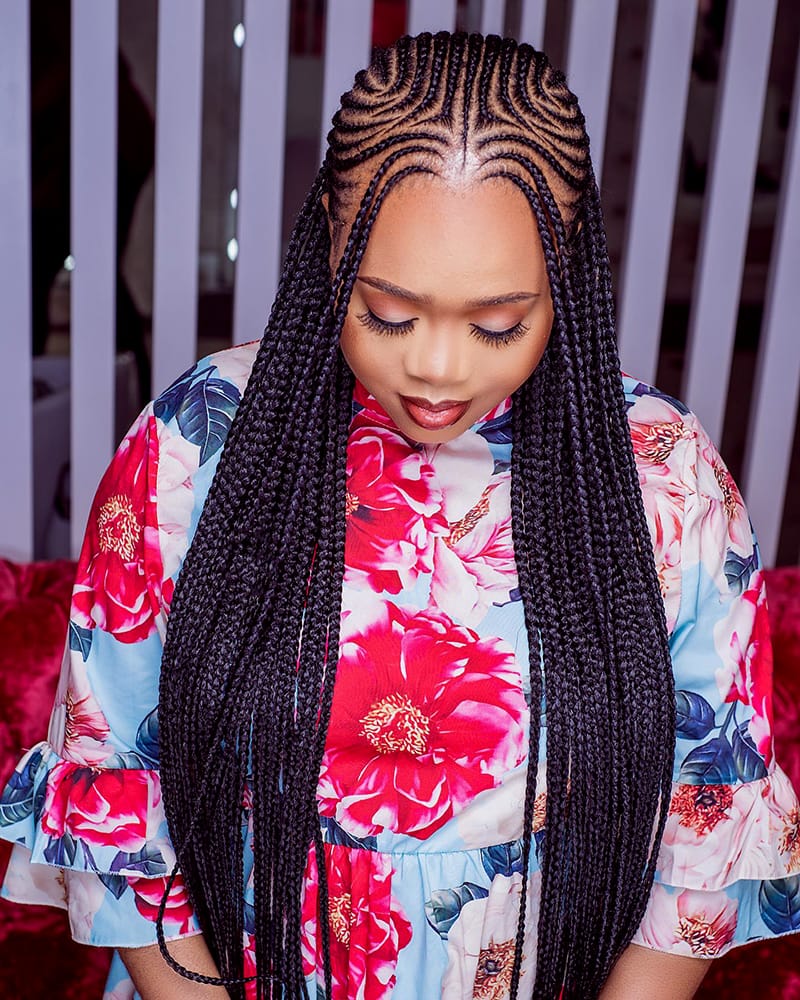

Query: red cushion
[0,559,75,780]
[765,567,800,792]
[685,567,800,1000]
[0,559,113,993]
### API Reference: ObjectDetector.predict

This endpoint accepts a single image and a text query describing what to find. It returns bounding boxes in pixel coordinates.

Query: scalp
[327,32,590,240]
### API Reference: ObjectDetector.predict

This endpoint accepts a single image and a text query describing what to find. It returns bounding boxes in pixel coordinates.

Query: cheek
[339,315,364,372]
[339,316,393,385]
[496,313,553,389]
[525,323,552,372]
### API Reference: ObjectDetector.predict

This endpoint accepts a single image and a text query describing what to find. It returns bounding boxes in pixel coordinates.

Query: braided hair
[157,31,675,1000]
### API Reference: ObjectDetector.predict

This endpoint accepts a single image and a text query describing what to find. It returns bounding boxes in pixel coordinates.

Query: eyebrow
[356,275,540,309]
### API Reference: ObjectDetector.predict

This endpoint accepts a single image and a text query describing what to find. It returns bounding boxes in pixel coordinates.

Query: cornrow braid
[157,31,675,999]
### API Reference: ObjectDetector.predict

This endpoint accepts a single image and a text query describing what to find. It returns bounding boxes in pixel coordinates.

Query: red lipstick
[400,395,471,430]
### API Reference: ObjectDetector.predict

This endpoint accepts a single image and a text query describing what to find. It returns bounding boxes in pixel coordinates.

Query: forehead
[356,174,548,299]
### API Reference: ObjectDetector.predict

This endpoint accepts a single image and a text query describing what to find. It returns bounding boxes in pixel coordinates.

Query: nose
[403,320,470,390]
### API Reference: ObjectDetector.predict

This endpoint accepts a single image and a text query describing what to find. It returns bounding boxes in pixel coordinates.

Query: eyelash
[470,321,530,348]
[357,310,415,337]
[356,309,531,348]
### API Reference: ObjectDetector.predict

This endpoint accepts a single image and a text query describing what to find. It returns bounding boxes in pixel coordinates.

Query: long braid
[157,31,675,999]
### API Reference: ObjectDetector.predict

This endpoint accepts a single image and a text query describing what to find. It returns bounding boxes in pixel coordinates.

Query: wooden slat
[233,0,291,345]
[319,0,374,161]
[0,0,33,559]
[151,0,205,395]
[70,0,118,557]
[682,0,777,444]
[407,0,458,37]
[518,0,547,49]
[615,0,696,385]
[481,0,506,37]
[742,51,800,568]
[565,0,619,182]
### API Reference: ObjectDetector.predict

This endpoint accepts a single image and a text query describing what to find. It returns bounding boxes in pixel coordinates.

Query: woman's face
[337,173,554,443]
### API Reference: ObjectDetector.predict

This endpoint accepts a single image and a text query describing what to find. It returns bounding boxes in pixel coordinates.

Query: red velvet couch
[0,559,799,998]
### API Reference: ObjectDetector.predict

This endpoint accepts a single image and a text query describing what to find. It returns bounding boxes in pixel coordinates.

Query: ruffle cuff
[0,742,176,876]
[655,764,800,891]
[0,742,201,947]
[632,764,800,958]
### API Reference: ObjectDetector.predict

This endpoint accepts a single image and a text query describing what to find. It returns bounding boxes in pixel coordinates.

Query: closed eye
[469,321,531,347]
[357,309,416,336]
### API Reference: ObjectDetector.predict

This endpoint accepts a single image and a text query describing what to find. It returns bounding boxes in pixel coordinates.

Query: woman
[2,31,799,1000]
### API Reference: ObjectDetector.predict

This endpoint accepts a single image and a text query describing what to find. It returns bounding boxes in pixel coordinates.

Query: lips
[400,396,471,430]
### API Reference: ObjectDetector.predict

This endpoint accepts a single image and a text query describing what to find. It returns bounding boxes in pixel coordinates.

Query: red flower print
[632,419,695,467]
[344,412,447,595]
[778,807,800,871]
[674,891,737,957]
[127,871,197,935]
[318,599,528,838]
[41,760,154,853]
[638,479,685,633]
[300,842,412,1000]
[627,395,696,581]
[72,410,170,643]
[715,570,775,765]
[430,475,518,627]
[694,428,752,558]
[635,884,738,957]
[60,685,111,765]
[658,773,800,890]
[442,871,541,999]
[669,784,733,836]
[628,394,695,482]
[243,933,258,998]
[154,422,199,583]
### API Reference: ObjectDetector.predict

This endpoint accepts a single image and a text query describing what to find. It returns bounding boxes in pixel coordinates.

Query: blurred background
[1,0,799,567]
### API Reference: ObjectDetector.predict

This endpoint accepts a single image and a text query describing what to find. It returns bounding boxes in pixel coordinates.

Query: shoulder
[148,340,261,579]
[621,370,737,508]
[151,340,260,449]
[149,340,260,499]
[620,372,757,634]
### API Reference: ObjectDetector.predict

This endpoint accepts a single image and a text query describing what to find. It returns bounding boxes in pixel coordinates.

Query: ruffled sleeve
[632,409,800,958]
[0,402,202,948]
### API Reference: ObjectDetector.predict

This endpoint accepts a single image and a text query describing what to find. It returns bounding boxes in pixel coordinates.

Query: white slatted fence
[0,0,798,566]
[407,0,458,36]
[519,0,547,49]
[151,0,205,397]
[70,0,118,556]
[683,0,778,446]
[233,0,291,345]
[565,0,619,183]
[319,0,374,160]
[615,0,697,384]
[481,0,506,37]
[0,1,33,560]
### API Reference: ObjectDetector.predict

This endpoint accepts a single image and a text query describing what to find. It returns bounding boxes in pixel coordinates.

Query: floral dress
[1,341,799,1000]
